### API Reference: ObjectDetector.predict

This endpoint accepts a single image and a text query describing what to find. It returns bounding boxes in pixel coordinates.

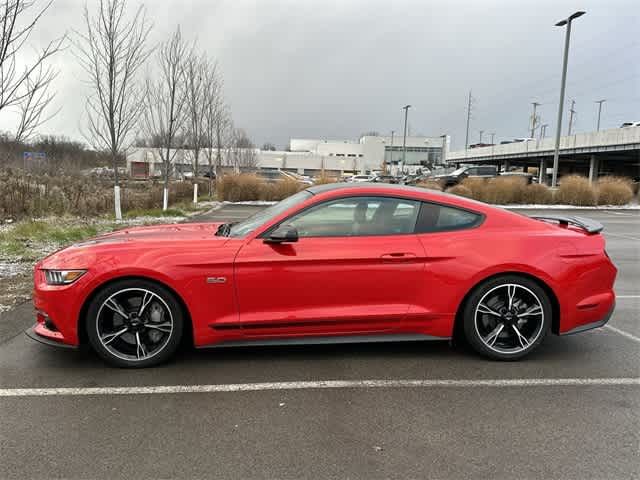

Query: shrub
[446,184,473,198]
[554,175,597,206]
[521,183,553,204]
[216,174,263,202]
[596,176,634,206]
[460,177,487,201]
[215,174,303,202]
[314,172,338,185]
[482,176,527,204]
[417,179,443,191]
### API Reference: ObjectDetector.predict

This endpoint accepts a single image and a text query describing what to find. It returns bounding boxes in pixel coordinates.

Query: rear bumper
[559,300,615,336]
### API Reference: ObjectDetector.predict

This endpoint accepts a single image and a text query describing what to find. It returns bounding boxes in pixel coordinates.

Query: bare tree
[142,26,189,210]
[202,60,227,197]
[75,0,151,219]
[230,128,257,172]
[14,64,58,141]
[184,51,208,203]
[0,1,64,138]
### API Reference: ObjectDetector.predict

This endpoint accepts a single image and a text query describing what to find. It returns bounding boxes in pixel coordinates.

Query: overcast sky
[2,0,638,150]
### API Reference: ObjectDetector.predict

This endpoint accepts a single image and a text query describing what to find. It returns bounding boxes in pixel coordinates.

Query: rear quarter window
[415,202,483,233]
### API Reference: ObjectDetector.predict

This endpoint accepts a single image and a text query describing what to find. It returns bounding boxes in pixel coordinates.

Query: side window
[283,197,420,237]
[415,202,482,233]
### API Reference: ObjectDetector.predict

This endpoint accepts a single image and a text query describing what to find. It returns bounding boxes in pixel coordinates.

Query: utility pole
[401,105,411,174]
[540,124,548,140]
[568,99,576,135]
[479,130,484,143]
[551,10,585,188]
[465,90,473,150]
[490,132,495,145]
[530,102,541,138]
[595,99,606,131]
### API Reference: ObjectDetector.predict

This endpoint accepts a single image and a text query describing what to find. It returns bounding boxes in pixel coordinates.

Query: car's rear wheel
[463,275,551,360]
[86,279,184,368]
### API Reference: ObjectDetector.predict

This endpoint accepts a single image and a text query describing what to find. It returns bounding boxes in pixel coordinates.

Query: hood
[37,222,227,269]
[75,222,224,246]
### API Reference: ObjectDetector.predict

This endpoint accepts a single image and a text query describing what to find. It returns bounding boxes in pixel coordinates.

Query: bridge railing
[447,127,640,161]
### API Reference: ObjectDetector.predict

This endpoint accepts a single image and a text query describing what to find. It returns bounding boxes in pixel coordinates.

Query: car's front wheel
[463,275,551,360]
[86,279,184,368]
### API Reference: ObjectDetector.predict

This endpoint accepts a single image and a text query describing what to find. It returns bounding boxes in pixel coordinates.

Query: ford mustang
[27,183,617,367]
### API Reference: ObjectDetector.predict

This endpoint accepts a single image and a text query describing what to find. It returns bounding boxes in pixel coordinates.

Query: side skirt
[196,333,450,349]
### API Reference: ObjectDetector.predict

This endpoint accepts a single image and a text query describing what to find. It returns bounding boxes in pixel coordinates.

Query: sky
[2,0,638,150]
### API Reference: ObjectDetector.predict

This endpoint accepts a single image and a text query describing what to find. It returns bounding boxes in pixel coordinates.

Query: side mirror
[265,225,299,244]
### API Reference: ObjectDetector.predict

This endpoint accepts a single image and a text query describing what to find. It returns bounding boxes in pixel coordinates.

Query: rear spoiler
[530,215,604,234]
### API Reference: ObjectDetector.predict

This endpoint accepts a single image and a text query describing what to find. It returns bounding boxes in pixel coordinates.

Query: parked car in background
[620,121,640,128]
[372,175,400,184]
[255,169,313,185]
[499,171,534,184]
[432,165,498,188]
[348,174,376,183]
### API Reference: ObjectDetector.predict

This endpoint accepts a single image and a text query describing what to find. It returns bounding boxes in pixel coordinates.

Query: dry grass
[459,177,488,201]
[313,172,338,185]
[417,179,443,191]
[482,176,527,204]
[554,175,597,206]
[216,174,304,202]
[521,183,553,204]
[446,184,473,198]
[0,168,205,220]
[596,176,634,205]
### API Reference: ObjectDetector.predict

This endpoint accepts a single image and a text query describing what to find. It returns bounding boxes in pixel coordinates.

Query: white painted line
[605,325,640,344]
[617,295,640,299]
[0,378,638,397]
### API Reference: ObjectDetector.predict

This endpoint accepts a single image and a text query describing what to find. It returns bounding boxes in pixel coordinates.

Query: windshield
[450,167,467,176]
[227,190,313,237]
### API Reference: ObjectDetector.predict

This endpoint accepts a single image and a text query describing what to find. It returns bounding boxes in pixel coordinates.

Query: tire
[86,279,184,368]
[463,275,551,361]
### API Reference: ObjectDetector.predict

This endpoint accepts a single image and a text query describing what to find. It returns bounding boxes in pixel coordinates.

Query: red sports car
[28,183,617,367]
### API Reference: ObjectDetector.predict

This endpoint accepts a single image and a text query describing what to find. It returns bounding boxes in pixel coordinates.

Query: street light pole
[595,99,606,131]
[389,130,395,173]
[401,105,411,174]
[551,11,585,188]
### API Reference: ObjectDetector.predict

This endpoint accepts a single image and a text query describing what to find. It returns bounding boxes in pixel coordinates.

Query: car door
[233,196,426,338]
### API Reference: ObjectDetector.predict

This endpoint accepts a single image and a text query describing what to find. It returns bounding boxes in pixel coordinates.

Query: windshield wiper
[215,222,234,237]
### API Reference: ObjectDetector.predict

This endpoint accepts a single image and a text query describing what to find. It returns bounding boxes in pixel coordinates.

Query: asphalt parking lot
[1,206,638,479]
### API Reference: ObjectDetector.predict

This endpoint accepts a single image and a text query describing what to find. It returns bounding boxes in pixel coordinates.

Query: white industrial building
[126,134,450,179]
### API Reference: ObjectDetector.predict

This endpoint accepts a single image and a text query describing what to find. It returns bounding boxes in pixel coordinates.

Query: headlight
[44,269,87,285]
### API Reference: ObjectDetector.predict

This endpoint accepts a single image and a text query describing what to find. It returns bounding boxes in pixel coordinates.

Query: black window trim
[415,200,485,234]
[259,194,422,239]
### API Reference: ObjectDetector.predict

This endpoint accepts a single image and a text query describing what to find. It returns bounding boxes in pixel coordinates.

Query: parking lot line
[605,325,640,343]
[0,378,639,398]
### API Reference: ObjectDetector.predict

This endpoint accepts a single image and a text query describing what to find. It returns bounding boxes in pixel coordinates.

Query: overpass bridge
[446,127,640,182]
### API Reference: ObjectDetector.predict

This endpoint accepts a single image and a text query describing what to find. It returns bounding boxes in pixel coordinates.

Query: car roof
[306,182,490,210]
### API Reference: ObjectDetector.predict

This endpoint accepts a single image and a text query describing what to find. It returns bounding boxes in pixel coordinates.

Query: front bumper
[25,324,78,349]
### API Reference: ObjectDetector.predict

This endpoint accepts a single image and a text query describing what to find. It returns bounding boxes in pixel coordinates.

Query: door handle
[380,252,417,262]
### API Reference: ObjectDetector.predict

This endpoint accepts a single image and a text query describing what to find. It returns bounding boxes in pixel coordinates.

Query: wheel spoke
[101,327,128,345]
[477,303,501,317]
[518,304,542,318]
[138,291,155,316]
[511,324,530,349]
[507,285,517,310]
[484,323,504,347]
[145,322,172,333]
[104,298,128,319]
[135,332,147,359]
